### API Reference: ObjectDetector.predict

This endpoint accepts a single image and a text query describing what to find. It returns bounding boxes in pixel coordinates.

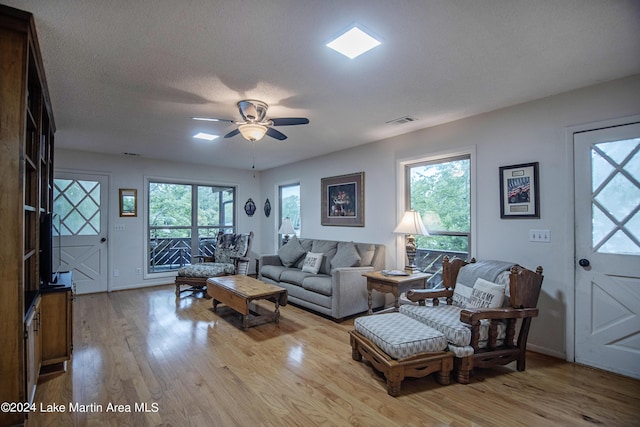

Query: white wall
[259,74,640,359]
[55,150,262,291]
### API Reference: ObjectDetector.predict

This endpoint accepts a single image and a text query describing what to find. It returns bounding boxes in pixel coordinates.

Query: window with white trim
[147,181,235,273]
[405,154,471,273]
[279,183,300,246]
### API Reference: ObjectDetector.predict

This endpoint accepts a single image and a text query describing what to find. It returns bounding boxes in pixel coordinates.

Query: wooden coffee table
[206,275,287,330]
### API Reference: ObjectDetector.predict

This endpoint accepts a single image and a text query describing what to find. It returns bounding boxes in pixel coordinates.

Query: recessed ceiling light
[193,132,218,141]
[326,26,381,59]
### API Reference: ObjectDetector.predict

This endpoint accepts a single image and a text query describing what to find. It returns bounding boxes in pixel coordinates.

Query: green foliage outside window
[148,182,235,272]
[409,157,470,253]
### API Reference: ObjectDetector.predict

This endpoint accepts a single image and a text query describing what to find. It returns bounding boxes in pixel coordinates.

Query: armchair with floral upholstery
[175,231,253,297]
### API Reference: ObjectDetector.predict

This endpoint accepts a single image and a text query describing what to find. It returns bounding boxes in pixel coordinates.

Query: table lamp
[278,217,295,245]
[393,209,429,272]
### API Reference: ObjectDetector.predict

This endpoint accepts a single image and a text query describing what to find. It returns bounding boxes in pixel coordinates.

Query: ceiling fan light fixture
[239,123,267,142]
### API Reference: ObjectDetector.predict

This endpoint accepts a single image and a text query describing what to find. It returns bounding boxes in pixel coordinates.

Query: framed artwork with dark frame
[119,188,137,217]
[499,162,540,219]
[321,172,364,226]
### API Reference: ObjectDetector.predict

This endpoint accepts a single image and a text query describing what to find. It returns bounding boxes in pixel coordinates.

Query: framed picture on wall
[119,188,137,217]
[321,172,365,226]
[499,162,540,219]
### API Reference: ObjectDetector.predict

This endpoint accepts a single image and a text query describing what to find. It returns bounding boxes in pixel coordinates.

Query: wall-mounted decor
[264,198,271,217]
[119,188,137,217]
[244,198,257,217]
[321,172,365,226]
[499,162,540,219]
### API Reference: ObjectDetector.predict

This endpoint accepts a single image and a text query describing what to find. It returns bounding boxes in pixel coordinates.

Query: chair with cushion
[403,256,544,383]
[175,231,253,297]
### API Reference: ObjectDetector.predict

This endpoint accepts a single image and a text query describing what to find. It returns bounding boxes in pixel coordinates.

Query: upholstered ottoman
[349,313,453,396]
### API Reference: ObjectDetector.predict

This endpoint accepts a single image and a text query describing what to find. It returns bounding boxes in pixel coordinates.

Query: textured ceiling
[4,0,640,170]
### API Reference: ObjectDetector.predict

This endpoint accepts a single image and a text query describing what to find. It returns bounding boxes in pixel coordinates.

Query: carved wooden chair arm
[406,289,454,306]
[459,307,540,324]
[460,307,539,350]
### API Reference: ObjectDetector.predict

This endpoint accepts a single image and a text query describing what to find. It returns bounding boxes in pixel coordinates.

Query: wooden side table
[363,271,431,314]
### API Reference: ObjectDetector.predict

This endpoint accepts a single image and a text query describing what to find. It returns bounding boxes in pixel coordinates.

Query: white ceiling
[5,0,640,170]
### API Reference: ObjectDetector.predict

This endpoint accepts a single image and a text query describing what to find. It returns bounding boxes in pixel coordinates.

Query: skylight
[193,132,218,141]
[326,26,381,59]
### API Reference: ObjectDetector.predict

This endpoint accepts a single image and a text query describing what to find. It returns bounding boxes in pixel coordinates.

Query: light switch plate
[529,229,551,243]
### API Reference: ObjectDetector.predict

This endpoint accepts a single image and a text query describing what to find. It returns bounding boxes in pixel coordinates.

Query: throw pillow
[331,242,361,269]
[451,283,473,308]
[277,236,306,267]
[301,252,324,274]
[356,243,376,266]
[468,278,506,309]
[311,240,338,274]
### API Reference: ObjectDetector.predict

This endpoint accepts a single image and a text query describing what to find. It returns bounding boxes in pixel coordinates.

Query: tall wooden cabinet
[0,5,57,426]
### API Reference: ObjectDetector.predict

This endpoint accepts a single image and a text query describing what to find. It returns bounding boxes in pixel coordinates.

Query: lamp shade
[239,123,267,141]
[278,217,295,235]
[393,210,429,236]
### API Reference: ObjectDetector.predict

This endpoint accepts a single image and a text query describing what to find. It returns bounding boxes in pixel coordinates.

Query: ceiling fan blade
[224,128,241,138]
[192,117,235,123]
[270,117,310,126]
[266,127,287,141]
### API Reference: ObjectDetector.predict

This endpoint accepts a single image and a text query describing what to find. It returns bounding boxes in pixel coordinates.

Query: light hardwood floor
[31,285,640,426]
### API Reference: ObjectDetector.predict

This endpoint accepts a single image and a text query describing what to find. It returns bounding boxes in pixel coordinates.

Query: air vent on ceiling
[386,116,418,125]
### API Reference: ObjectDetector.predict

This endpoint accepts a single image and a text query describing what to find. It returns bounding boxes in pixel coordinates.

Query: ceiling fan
[193,99,309,142]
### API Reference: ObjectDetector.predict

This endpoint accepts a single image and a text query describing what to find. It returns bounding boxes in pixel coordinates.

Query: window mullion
[191,184,198,257]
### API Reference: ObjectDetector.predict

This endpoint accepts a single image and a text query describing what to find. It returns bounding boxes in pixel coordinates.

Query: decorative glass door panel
[54,173,108,294]
[574,123,640,380]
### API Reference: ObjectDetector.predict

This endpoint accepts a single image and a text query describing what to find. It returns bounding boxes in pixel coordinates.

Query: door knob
[101,237,107,243]
[578,258,590,267]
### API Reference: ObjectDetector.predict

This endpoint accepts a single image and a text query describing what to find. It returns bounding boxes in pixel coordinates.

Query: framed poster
[321,172,364,226]
[499,162,540,219]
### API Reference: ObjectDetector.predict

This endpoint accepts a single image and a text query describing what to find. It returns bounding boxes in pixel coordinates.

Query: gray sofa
[259,237,386,320]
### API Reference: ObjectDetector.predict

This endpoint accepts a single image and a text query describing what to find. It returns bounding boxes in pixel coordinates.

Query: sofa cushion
[331,242,361,269]
[301,252,324,274]
[355,313,448,359]
[468,278,505,309]
[311,240,338,274]
[294,239,314,269]
[260,265,288,282]
[356,243,376,266]
[302,276,333,296]
[278,236,307,267]
[280,269,319,286]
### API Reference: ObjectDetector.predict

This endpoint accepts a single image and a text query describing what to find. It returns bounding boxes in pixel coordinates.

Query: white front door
[54,172,109,294]
[574,122,640,379]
